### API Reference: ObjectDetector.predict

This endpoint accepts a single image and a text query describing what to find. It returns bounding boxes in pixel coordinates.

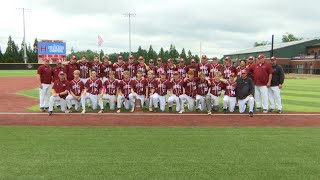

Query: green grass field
[0,70,37,77]
[1,126,320,180]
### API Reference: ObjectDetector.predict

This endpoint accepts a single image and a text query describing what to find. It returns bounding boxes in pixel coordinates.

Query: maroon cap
[270,56,276,61]
[224,56,231,61]
[167,58,173,63]
[138,56,144,60]
[157,58,162,62]
[173,71,179,75]
[59,71,65,75]
[118,55,123,60]
[201,55,207,59]
[129,55,134,59]
[258,54,265,59]
[248,56,254,60]
[149,59,154,63]
[212,57,218,60]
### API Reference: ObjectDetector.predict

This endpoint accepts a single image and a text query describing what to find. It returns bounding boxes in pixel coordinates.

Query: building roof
[307,43,320,47]
[225,38,320,55]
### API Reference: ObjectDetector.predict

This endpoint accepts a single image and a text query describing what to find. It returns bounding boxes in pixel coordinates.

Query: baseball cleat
[223,109,227,114]
[256,108,261,112]
[130,107,135,113]
[268,109,274,112]
[179,109,184,114]
[208,111,212,115]
[149,107,153,112]
[40,107,45,112]
[48,111,53,116]
[249,111,253,117]
[278,110,283,114]
[169,107,173,113]
[116,109,121,113]
[154,108,158,112]
[81,110,86,114]
[98,109,104,114]
[263,109,268,113]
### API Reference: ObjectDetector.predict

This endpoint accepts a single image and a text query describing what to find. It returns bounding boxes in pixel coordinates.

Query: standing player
[113,55,127,80]
[237,70,255,117]
[179,70,197,113]
[223,56,237,80]
[48,71,70,116]
[98,71,118,112]
[223,73,237,113]
[246,56,255,80]
[91,55,101,73]
[66,70,84,112]
[147,59,158,74]
[208,57,223,79]
[129,70,148,112]
[247,54,273,113]
[64,55,78,81]
[126,55,138,79]
[165,58,177,79]
[186,59,199,78]
[198,55,210,77]
[116,71,133,113]
[99,55,112,83]
[37,59,52,112]
[52,60,64,82]
[208,71,225,114]
[195,72,211,112]
[268,56,285,113]
[176,58,188,79]
[167,71,184,112]
[136,56,148,78]
[156,58,167,78]
[78,55,92,83]
[236,60,247,78]
[80,70,103,113]
[152,72,172,112]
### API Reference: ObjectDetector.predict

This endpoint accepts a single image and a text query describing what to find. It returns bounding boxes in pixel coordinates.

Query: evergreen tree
[158,47,165,59]
[0,47,3,62]
[32,38,38,63]
[3,36,20,63]
[99,49,104,61]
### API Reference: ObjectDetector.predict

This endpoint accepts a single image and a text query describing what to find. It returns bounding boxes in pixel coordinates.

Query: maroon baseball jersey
[198,63,210,77]
[208,64,223,79]
[126,62,138,78]
[224,80,237,97]
[245,65,254,81]
[236,67,247,78]
[132,79,148,95]
[64,62,78,81]
[52,79,70,99]
[113,63,127,80]
[183,78,197,97]
[78,62,92,79]
[103,79,118,95]
[171,79,184,96]
[99,62,112,78]
[186,65,199,78]
[156,64,167,77]
[136,64,148,78]
[210,80,225,96]
[166,66,177,79]
[223,65,237,79]
[196,79,210,96]
[91,62,100,74]
[69,79,84,96]
[52,66,64,82]
[156,79,172,96]
[37,64,52,84]
[176,64,188,78]
[118,79,133,98]
[148,66,158,74]
[147,79,158,95]
[85,78,102,95]
[247,63,273,86]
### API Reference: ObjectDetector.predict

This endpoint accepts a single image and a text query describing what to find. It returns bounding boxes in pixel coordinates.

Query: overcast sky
[1,0,319,58]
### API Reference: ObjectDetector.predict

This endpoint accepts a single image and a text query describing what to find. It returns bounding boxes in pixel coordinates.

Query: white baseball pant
[152,93,166,111]
[238,96,255,113]
[207,94,220,111]
[99,94,116,110]
[255,85,269,110]
[180,94,195,111]
[268,86,282,110]
[48,96,67,112]
[146,94,155,108]
[66,94,81,111]
[39,84,51,108]
[81,93,100,111]
[167,95,183,112]
[117,95,131,110]
[196,95,208,111]
[129,93,145,109]
[223,95,237,112]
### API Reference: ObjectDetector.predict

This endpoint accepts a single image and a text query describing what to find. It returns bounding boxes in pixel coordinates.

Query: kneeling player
[152,72,172,112]
[223,73,237,113]
[179,70,197,113]
[98,71,118,112]
[66,70,84,112]
[237,70,255,117]
[129,70,148,112]
[48,71,70,116]
[116,71,133,113]
[81,70,103,113]
[208,71,225,114]
[195,72,211,113]
[167,71,183,112]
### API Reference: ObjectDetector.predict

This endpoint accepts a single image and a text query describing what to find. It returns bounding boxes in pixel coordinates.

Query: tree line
[0,35,200,64]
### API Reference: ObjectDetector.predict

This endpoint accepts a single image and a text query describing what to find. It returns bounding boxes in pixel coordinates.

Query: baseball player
[186,59,199,78]
[167,71,184,112]
[80,70,103,114]
[116,71,133,113]
[156,58,167,78]
[52,60,64,82]
[223,72,237,113]
[166,58,177,79]
[147,59,158,74]
[113,55,127,80]
[128,70,148,112]
[152,72,172,112]
[99,55,112,83]
[66,70,84,112]
[223,56,237,80]
[195,72,211,112]
[268,56,285,113]
[92,55,101,73]
[179,70,197,113]
[176,58,188,79]
[246,56,255,81]
[64,55,78,81]
[208,71,225,114]
[198,55,210,77]
[136,56,148,78]
[208,57,223,79]
[247,54,273,113]
[48,71,70,116]
[236,60,247,78]
[126,55,138,79]
[98,71,118,113]
[78,55,92,83]
[146,70,158,111]
[236,70,255,117]
[37,59,52,112]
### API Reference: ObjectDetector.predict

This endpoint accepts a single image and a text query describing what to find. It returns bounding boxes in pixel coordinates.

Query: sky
[0,0,319,58]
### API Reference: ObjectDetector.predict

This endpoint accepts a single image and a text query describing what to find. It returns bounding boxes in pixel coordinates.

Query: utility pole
[17,8,31,64]
[124,13,136,55]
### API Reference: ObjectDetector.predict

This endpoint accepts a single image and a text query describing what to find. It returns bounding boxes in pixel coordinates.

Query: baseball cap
[270,56,277,61]
[173,71,179,75]
[191,59,196,63]
[180,58,184,62]
[167,58,173,63]
[139,56,144,60]
[258,54,265,59]
[129,55,134,59]
[70,55,76,60]
[157,58,162,62]
[59,71,65,75]
[118,55,123,60]
[149,59,154,63]
[56,60,62,64]
[201,55,207,59]
[248,56,254,60]
[224,56,231,61]
[212,57,218,60]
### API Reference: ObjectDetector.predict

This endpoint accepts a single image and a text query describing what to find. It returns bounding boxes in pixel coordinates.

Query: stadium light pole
[17,8,31,64]
[124,13,136,55]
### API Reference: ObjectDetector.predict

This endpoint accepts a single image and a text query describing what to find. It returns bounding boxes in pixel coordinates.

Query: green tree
[169,44,179,59]
[31,38,38,63]
[282,32,303,42]
[163,50,170,62]
[0,47,3,62]
[99,49,104,61]
[194,54,200,63]
[147,45,157,63]
[253,41,269,47]
[158,47,165,60]
[180,48,187,59]
[3,36,20,63]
